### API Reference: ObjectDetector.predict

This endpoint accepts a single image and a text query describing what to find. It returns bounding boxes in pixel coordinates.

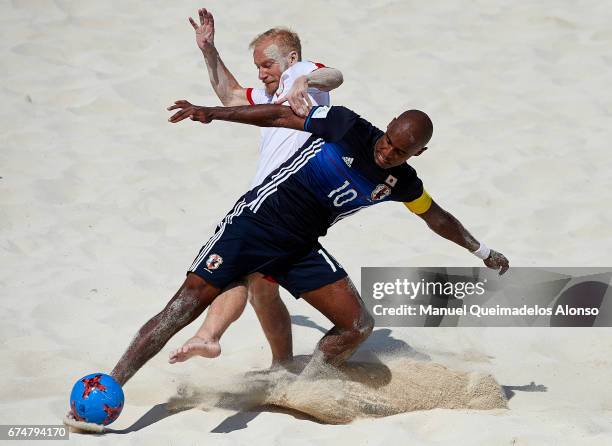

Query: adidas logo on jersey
[343,157,354,167]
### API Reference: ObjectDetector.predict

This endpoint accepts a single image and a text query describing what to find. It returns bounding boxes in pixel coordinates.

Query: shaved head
[373,109,433,169]
[389,110,433,151]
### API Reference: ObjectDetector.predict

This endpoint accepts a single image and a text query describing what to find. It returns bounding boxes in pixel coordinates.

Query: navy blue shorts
[188,199,347,298]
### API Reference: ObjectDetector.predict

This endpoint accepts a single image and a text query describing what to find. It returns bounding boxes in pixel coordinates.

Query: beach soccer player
[107,101,509,386]
[168,8,344,366]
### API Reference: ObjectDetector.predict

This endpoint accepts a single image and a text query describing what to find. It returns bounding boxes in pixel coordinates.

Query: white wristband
[472,242,491,260]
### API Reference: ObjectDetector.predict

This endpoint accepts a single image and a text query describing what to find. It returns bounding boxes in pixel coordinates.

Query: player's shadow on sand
[101,403,191,434]
[502,382,548,400]
[210,405,320,433]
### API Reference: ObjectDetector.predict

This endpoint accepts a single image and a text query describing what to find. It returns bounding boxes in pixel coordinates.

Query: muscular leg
[248,275,293,366]
[301,277,374,369]
[168,282,248,363]
[111,273,220,386]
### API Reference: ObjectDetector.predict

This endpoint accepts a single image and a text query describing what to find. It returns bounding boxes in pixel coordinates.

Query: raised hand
[274,75,312,117]
[167,100,212,124]
[189,8,215,51]
[484,250,510,275]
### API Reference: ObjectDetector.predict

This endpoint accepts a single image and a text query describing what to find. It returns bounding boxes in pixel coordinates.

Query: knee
[184,273,215,300]
[351,309,374,343]
[249,292,280,308]
[166,274,218,323]
[248,282,280,307]
[360,309,375,337]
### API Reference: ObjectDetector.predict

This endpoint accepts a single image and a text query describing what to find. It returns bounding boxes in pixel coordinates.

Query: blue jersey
[241,106,427,241]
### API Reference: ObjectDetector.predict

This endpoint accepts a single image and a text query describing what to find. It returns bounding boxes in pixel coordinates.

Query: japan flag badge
[385,175,397,187]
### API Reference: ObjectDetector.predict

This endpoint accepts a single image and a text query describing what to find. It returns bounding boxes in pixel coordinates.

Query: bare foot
[168,336,221,364]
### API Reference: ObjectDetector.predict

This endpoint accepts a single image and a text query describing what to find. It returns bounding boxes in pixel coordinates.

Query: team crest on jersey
[343,156,354,167]
[371,184,391,201]
[206,254,223,270]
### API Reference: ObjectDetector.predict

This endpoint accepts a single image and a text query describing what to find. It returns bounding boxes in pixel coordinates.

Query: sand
[2,0,612,444]
[263,358,508,423]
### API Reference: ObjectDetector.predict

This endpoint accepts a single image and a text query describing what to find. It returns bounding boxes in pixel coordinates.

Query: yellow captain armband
[403,190,432,214]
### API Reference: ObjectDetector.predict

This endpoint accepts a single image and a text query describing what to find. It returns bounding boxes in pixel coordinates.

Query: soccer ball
[69,373,124,425]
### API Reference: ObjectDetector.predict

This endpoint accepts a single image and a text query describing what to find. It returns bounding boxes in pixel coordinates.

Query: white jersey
[246,61,330,188]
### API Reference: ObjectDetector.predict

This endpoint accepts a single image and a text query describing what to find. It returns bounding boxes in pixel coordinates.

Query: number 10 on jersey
[327,181,357,207]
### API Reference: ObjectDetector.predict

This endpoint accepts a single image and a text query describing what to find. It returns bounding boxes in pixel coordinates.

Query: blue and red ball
[69,373,124,425]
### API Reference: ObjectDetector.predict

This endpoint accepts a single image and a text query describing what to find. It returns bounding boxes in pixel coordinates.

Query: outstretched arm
[416,199,510,274]
[168,100,305,130]
[189,8,248,106]
[274,67,344,117]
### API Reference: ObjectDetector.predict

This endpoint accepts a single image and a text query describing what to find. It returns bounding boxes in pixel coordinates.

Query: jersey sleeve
[277,61,330,107]
[286,61,320,77]
[307,87,330,107]
[390,166,433,214]
[403,190,432,214]
[245,87,270,105]
[304,61,330,106]
[303,106,358,142]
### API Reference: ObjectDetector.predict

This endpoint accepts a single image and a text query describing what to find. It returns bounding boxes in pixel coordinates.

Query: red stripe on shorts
[262,275,278,284]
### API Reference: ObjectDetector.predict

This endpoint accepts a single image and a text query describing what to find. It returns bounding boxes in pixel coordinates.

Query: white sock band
[472,242,491,260]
